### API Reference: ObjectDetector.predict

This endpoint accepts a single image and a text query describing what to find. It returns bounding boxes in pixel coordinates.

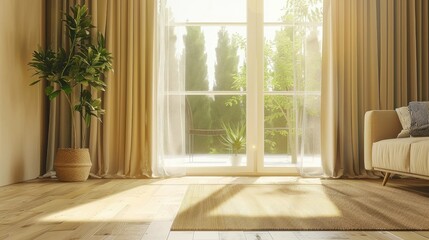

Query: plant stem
[272,97,288,122]
[60,34,79,148]
[63,93,77,149]
[60,38,77,79]
[81,85,86,148]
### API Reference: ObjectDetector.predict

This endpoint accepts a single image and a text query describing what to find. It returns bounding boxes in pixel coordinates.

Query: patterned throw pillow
[395,106,411,138]
[409,102,429,137]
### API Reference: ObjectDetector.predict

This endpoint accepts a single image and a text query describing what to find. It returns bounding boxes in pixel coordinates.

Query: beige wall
[0,0,45,186]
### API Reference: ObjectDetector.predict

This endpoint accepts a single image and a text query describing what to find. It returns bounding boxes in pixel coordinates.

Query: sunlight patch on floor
[37,184,186,223]
[205,185,342,218]
[208,187,341,218]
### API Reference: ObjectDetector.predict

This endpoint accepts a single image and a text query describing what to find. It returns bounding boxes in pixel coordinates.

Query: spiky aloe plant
[220,122,246,155]
[29,4,113,148]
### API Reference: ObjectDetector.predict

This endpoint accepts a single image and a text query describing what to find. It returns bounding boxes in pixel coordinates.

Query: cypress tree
[214,28,239,91]
[212,28,241,153]
[183,26,212,154]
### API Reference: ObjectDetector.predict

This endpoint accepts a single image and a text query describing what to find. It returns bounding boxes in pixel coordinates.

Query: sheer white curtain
[152,0,187,177]
[296,54,324,177]
[296,83,323,176]
[292,1,324,177]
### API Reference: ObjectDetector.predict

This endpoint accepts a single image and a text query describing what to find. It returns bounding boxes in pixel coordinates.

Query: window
[263,0,322,169]
[155,0,323,174]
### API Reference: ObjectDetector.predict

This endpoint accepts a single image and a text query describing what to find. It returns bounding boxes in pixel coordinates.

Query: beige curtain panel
[45,0,154,178]
[322,0,429,177]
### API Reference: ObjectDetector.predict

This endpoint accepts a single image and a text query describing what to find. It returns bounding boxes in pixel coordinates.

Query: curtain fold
[152,0,187,177]
[322,0,429,178]
[45,0,154,178]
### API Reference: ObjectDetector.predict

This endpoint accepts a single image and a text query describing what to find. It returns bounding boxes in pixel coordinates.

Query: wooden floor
[0,177,428,240]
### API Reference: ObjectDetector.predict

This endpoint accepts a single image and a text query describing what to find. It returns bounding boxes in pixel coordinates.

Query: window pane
[166,26,247,92]
[166,0,246,23]
[184,95,247,166]
[159,0,248,169]
[263,95,320,167]
[264,26,300,91]
[264,95,295,156]
[264,25,322,91]
[263,0,322,169]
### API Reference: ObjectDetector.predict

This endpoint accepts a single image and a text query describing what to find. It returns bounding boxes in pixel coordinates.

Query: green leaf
[45,86,54,96]
[63,83,72,94]
[74,104,82,113]
[85,114,91,127]
[48,90,61,100]
[87,67,96,74]
[92,98,101,107]
[29,80,40,86]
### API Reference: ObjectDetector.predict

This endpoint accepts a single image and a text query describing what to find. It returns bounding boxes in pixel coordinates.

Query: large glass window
[263,0,323,168]
[156,0,322,173]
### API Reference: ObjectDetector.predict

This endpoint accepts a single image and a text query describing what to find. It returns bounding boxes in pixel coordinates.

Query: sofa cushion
[395,106,411,138]
[409,102,429,137]
[372,137,429,172]
[410,140,429,176]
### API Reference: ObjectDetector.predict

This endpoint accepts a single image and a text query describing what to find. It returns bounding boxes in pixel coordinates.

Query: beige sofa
[364,110,429,185]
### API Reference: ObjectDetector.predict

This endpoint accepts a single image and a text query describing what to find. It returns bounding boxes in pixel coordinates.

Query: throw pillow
[409,101,429,137]
[395,106,411,138]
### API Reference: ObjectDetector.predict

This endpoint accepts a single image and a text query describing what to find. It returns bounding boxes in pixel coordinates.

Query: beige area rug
[171,179,429,230]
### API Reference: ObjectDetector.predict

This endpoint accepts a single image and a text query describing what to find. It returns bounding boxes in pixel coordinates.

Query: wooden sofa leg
[382,172,391,186]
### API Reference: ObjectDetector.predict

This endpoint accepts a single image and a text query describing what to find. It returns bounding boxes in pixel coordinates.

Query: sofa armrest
[364,110,402,170]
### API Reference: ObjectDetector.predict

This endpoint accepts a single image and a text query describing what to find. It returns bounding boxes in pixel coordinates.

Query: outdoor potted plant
[220,122,246,166]
[29,4,113,181]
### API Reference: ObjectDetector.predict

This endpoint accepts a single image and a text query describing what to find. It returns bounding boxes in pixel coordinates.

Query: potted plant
[220,122,246,166]
[29,5,113,181]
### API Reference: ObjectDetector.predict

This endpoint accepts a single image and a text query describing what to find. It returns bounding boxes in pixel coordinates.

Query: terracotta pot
[54,148,92,182]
